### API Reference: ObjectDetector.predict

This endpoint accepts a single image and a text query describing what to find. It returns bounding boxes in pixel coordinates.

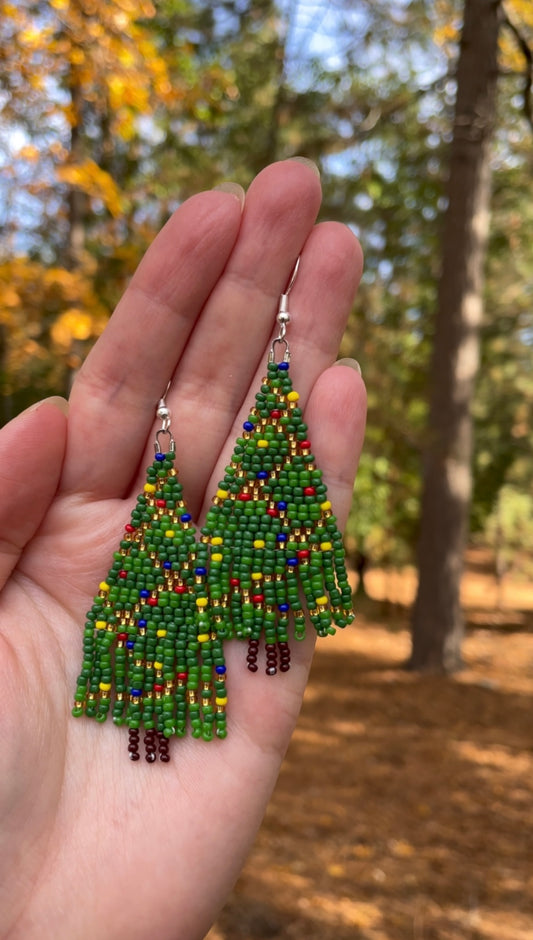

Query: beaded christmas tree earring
[201,258,355,675]
[72,396,228,762]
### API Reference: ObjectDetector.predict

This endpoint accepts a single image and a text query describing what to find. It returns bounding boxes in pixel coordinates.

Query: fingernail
[335,357,362,376]
[27,396,70,416]
[286,156,320,177]
[212,181,245,209]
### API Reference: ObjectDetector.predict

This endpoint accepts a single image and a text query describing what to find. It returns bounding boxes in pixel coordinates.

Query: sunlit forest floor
[208,549,533,940]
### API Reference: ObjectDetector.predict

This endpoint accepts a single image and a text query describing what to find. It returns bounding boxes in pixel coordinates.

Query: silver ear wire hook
[269,256,300,363]
[155,380,175,454]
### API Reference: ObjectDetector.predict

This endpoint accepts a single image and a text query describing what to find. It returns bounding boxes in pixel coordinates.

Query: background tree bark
[409,0,501,672]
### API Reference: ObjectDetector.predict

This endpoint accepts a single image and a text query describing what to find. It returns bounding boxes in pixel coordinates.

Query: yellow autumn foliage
[0,257,109,394]
[434,0,533,71]
[56,160,125,217]
[51,309,96,348]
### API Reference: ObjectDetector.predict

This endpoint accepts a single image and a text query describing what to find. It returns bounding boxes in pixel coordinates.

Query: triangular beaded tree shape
[72,450,228,762]
[201,360,354,675]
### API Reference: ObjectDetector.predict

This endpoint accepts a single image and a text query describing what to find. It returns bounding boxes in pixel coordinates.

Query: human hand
[0,160,365,939]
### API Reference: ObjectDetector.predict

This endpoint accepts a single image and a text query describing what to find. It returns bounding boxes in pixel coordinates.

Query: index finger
[61,189,244,499]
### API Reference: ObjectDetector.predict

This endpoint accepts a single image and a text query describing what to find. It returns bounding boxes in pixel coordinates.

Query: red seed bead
[303,486,316,496]
[118,632,128,641]
[230,578,240,587]
[174,584,186,593]
[253,594,265,603]
[156,499,166,507]
[266,508,278,517]
[298,549,310,559]
[300,440,311,449]
[270,409,281,418]
[119,570,127,579]
[125,523,136,533]
[176,672,188,680]
[238,492,251,501]
[153,684,164,692]
[147,597,158,606]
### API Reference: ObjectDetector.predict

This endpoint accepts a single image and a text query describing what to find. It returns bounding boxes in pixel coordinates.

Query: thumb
[0,398,68,589]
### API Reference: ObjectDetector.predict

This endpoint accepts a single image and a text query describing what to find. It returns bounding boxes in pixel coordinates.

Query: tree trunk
[409,0,501,672]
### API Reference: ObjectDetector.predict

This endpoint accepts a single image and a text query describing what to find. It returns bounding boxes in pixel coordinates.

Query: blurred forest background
[1,1,533,936]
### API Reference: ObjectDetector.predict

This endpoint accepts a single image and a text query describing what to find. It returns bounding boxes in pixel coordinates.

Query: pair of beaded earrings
[72,260,354,762]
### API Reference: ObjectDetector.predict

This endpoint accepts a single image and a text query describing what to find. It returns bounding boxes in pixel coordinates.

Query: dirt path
[208,562,533,940]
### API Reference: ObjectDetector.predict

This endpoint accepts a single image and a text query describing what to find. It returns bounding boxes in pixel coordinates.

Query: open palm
[0,161,365,940]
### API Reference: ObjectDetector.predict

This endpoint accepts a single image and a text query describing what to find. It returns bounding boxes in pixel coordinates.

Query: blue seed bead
[139,589,150,598]
[130,688,143,696]
[138,619,147,627]
[278,362,289,371]
[277,501,287,510]
[243,421,254,431]
[195,566,207,576]
[155,453,166,461]
[181,512,192,522]
[163,561,172,570]
[215,665,227,674]
[126,641,135,649]
[277,534,287,542]
[257,470,269,479]
[287,557,299,566]
[278,603,290,612]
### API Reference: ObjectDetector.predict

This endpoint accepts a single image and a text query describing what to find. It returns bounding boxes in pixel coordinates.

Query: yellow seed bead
[212,536,223,545]
[287,390,300,401]
[316,595,328,605]
[211,553,223,562]
[197,633,210,643]
[257,439,269,448]
[320,541,333,551]
[165,529,175,538]
[215,696,228,706]
[144,483,156,493]
[251,572,263,581]
[154,661,163,669]
[156,629,167,638]
[216,488,229,499]
[320,500,332,511]
[99,682,111,691]
[196,597,208,607]
[95,620,106,630]
[99,581,110,592]
[253,539,265,549]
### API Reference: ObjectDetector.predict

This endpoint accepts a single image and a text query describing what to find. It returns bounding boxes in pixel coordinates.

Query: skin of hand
[0,160,366,940]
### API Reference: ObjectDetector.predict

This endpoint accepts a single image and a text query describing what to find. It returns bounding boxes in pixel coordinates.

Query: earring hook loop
[269,256,300,362]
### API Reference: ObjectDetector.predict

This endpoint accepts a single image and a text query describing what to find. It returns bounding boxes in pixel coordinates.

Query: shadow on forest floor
[208,563,533,940]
